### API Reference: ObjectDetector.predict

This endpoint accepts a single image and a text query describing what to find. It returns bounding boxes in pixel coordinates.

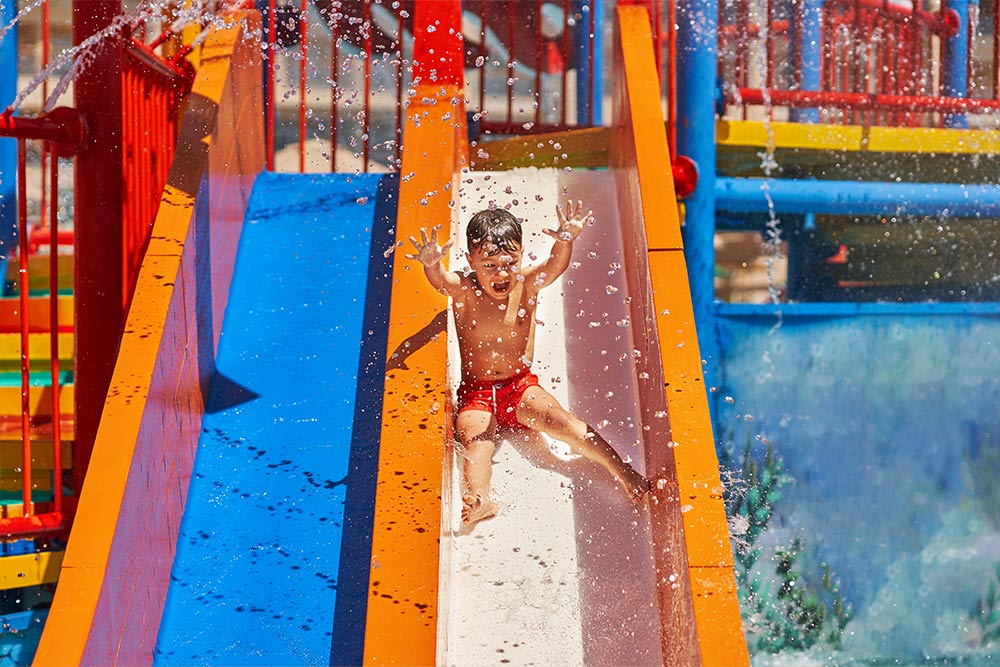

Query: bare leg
[455,409,500,525]
[516,386,650,501]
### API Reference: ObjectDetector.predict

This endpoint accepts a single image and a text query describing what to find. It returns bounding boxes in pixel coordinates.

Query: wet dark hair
[466,209,522,255]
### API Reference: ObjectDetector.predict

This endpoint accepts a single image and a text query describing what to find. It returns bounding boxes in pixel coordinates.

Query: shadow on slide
[154,172,398,665]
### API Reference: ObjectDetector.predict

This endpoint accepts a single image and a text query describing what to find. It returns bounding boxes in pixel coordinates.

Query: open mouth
[491,280,511,295]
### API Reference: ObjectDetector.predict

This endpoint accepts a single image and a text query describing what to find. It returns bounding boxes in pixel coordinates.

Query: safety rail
[263,0,412,173]
[717,0,999,127]
[0,3,191,539]
[261,0,604,173]
[122,24,195,309]
[0,109,83,538]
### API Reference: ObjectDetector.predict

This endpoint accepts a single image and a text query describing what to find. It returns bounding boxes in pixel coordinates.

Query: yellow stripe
[0,439,72,471]
[0,550,63,589]
[0,384,74,417]
[0,333,74,361]
[362,82,465,667]
[718,118,1000,154]
[471,126,612,170]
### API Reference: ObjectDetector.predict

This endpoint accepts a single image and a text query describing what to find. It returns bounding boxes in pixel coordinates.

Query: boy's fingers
[408,235,421,248]
[542,228,557,238]
[441,239,454,252]
[555,205,566,225]
[404,253,416,260]
[420,227,429,245]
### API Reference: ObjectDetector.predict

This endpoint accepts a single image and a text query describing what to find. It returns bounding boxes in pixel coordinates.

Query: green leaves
[720,427,853,655]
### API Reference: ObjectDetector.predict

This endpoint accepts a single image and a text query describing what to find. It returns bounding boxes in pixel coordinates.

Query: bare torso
[453,272,539,382]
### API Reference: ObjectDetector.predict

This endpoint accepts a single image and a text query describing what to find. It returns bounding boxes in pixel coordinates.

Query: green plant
[969,561,1000,646]
[720,429,852,654]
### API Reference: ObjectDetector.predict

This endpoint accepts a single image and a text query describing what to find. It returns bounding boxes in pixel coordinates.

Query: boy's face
[466,243,523,300]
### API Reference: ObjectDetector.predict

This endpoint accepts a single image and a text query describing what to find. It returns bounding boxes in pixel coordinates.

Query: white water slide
[442,168,665,666]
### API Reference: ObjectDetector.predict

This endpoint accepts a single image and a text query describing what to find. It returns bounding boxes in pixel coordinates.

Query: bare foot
[461,494,499,525]
[619,468,651,503]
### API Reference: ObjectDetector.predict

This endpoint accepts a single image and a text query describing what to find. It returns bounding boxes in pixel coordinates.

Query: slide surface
[154,172,396,665]
[442,168,665,666]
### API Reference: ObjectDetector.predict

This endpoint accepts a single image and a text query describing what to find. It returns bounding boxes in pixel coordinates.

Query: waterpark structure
[0,0,998,665]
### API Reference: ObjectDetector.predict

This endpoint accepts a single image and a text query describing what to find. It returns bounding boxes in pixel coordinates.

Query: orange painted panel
[689,567,752,666]
[614,6,749,665]
[617,6,683,252]
[362,82,466,666]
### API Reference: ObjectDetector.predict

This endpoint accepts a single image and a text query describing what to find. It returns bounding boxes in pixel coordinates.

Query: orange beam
[615,6,750,666]
[362,1,467,665]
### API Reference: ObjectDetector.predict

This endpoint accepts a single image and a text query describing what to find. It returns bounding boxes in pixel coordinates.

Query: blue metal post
[943,0,970,128]
[677,0,720,385]
[0,0,17,289]
[575,0,603,126]
[790,0,823,123]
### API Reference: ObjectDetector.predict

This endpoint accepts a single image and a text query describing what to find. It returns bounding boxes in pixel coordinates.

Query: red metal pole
[765,0,775,93]
[508,1,516,123]
[396,11,404,169]
[72,0,124,496]
[534,0,543,128]
[363,1,372,171]
[479,0,488,120]
[299,0,308,173]
[668,0,676,150]
[48,143,62,515]
[267,0,276,170]
[561,0,570,125]
[994,2,999,98]
[330,3,338,172]
[587,0,595,125]
[16,140,32,515]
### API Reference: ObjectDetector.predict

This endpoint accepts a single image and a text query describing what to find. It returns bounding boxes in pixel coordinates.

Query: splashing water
[8,0,214,114]
[0,0,46,45]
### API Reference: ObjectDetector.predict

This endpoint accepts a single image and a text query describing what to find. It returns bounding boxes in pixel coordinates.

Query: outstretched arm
[405,226,462,297]
[526,200,594,290]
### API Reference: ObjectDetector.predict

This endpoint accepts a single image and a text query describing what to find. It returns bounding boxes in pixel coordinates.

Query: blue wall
[0,1,16,266]
[715,302,1000,661]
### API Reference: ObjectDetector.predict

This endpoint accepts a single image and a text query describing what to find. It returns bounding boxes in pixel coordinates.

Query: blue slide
[154,172,396,665]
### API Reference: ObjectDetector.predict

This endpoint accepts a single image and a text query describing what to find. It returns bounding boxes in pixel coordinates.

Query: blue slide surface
[154,172,396,665]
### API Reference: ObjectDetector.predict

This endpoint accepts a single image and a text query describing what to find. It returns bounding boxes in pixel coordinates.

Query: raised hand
[405,225,454,267]
[544,199,593,242]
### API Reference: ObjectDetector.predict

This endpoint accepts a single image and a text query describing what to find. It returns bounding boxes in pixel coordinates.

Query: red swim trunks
[456,370,541,429]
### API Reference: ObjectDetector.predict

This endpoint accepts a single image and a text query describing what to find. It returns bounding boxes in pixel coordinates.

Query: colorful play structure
[0,0,998,664]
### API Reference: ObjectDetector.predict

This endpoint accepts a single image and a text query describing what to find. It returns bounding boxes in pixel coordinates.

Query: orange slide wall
[613,6,750,666]
[34,12,265,666]
[360,1,468,664]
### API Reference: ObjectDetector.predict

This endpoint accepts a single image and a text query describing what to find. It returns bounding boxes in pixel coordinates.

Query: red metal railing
[465,0,588,134]
[0,4,190,538]
[0,110,83,538]
[122,25,194,309]
[263,1,605,173]
[716,0,999,127]
[266,0,412,173]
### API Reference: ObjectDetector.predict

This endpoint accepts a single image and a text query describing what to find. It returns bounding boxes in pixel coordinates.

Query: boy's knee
[464,437,495,457]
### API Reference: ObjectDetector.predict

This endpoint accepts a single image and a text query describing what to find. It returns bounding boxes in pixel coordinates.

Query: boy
[406,202,650,526]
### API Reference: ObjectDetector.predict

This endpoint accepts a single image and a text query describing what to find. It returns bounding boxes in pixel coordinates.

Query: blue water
[154,172,396,666]
[715,302,1000,665]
